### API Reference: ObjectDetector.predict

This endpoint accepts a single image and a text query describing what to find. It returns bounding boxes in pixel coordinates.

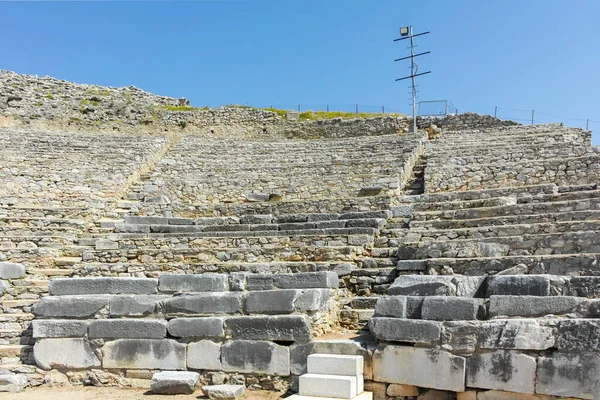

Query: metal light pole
[394,26,431,133]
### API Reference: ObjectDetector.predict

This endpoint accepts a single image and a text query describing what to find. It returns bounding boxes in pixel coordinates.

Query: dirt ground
[0,387,285,400]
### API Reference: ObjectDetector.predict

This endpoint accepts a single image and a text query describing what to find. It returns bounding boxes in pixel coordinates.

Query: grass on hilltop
[298,110,401,121]
[159,103,400,120]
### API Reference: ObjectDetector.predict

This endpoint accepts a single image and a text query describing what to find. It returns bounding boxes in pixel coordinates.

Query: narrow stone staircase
[288,354,371,400]
[404,154,427,195]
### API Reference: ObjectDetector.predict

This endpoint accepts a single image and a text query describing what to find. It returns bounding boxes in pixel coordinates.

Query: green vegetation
[46,93,54,100]
[81,99,99,107]
[299,110,401,121]
[178,120,188,129]
[34,102,41,107]
[87,88,110,96]
[261,107,288,118]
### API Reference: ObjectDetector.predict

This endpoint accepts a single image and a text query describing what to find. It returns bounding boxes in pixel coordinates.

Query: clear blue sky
[1,0,598,144]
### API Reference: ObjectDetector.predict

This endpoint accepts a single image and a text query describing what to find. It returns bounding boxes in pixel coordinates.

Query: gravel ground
[0,387,285,400]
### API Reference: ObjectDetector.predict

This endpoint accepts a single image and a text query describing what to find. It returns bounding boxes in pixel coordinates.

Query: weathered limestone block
[0,262,25,279]
[109,295,169,317]
[0,370,27,393]
[32,320,89,338]
[168,317,225,338]
[95,239,119,251]
[567,276,600,298]
[374,296,407,318]
[396,259,427,271]
[294,289,330,312]
[556,319,600,351]
[245,289,329,314]
[488,295,587,317]
[240,214,273,224]
[187,340,222,370]
[421,297,480,321]
[442,320,556,354]
[246,271,338,290]
[536,352,600,398]
[388,275,484,297]
[476,391,543,400]
[0,280,7,296]
[49,277,157,295]
[387,383,419,396]
[373,345,465,392]
[150,371,199,395]
[162,293,244,315]
[486,275,550,296]
[479,320,556,350]
[102,339,186,370]
[225,315,312,342]
[88,319,167,339]
[369,318,441,344]
[34,338,100,370]
[158,274,228,293]
[245,290,297,314]
[466,351,536,393]
[202,384,245,400]
[33,295,111,318]
[221,340,290,375]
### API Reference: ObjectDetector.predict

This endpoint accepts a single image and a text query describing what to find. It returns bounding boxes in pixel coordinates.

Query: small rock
[150,371,199,395]
[202,384,245,400]
[0,369,27,392]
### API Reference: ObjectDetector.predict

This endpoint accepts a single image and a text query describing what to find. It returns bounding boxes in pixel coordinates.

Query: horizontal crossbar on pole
[393,31,430,42]
[395,71,431,81]
[394,51,431,62]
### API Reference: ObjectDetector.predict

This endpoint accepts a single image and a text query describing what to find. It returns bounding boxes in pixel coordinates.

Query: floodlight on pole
[394,26,431,134]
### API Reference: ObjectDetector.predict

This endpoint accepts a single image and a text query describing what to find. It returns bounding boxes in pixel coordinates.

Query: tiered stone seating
[121,133,424,216]
[0,128,168,211]
[381,183,600,276]
[424,124,599,192]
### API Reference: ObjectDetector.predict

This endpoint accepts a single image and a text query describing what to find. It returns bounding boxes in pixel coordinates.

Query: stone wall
[418,112,519,131]
[367,274,600,399]
[26,274,337,389]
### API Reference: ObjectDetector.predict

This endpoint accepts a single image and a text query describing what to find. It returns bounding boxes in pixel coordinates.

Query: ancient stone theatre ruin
[1,69,600,399]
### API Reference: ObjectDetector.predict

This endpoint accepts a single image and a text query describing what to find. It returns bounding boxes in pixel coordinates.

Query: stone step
[307,354,363,376]
[383,220,600,243]
[397,231,600,260]
[68,260,356,278]
[108,228,379,241]
[0,345,31,358]
[409,209,600,230]
[145,196,394,219]
[387,274,600,298]
[83,244,365,264]
[299,374,362,399]
[349,297,379,310]
[418,252,600,276]
[397,183,557,204]
[404,196,517,212]
[412,197,600,222]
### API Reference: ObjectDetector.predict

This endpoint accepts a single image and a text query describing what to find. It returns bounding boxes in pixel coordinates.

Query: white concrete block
[307,354,363,376]
[299,374,358,399]
[285,392,373,400]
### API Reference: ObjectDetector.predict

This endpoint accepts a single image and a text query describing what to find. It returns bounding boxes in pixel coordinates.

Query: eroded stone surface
[34,338,100,370]
[373,345,465,392]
